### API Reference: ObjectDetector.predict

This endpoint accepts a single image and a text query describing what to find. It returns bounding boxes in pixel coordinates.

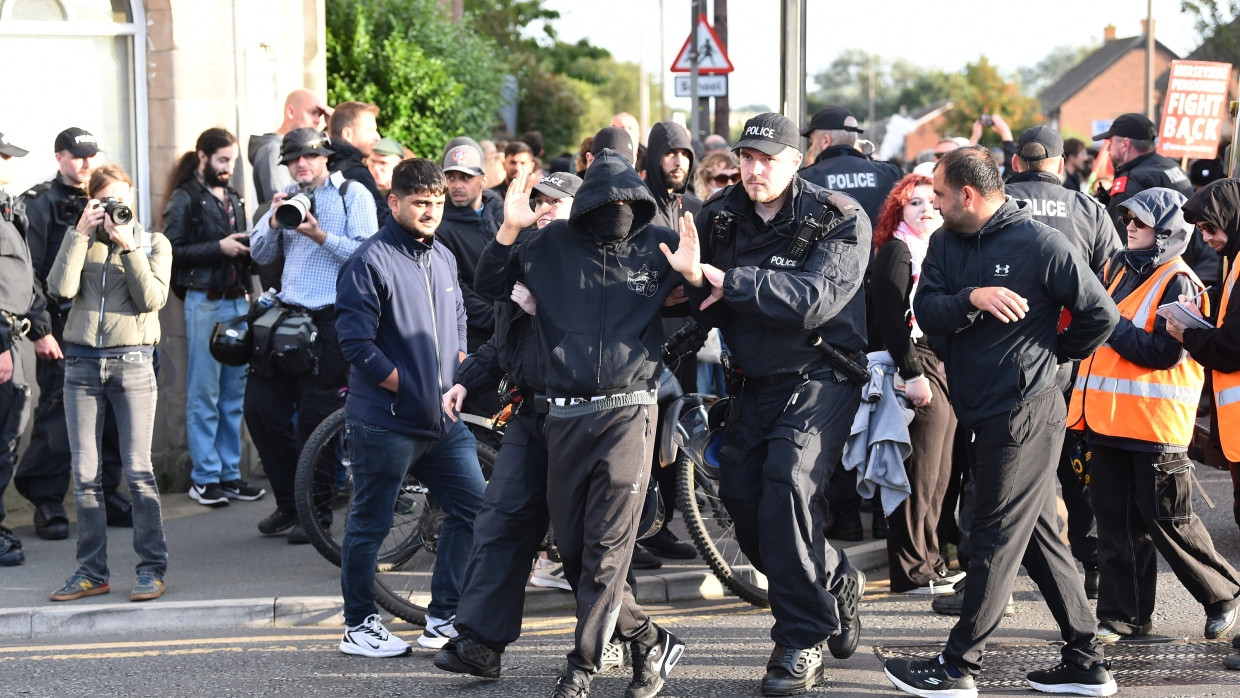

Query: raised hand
[499,169,549,243]
[660,211,703,286]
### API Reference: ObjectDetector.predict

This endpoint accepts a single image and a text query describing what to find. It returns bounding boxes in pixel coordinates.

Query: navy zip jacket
[474,149,681,398]
[912,197,1119,426]
[336,215,467,437]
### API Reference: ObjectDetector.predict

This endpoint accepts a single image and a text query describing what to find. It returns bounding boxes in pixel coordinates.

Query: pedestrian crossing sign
[670,14,734,75]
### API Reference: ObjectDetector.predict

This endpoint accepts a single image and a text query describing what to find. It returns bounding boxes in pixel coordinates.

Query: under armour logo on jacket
[994,264,1010,276]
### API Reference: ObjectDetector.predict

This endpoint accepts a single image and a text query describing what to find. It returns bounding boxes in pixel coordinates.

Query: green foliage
[939,57,1043,144]
[1183,0,1240,65]
[808,50,952,120]
[1018,45,1095,98]
[326,0,506,158]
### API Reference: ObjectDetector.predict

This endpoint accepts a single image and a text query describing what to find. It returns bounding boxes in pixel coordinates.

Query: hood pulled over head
[1118,187,1192,266]
[644,121,695,202]
[1182,178,1240,259]
[569,148,657,245]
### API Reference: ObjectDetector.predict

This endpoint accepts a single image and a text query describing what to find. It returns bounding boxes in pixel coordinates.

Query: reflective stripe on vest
[1214,259,1240,460]
[1067,258,1205,446]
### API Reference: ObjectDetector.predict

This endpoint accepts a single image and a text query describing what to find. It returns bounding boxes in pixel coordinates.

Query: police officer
[672,113,868,696]
[15,127,131,539]
[0,131,36,565]
[799,106,901,225]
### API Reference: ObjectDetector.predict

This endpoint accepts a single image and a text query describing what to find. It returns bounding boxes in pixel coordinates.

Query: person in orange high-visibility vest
[1069,187,1240,646]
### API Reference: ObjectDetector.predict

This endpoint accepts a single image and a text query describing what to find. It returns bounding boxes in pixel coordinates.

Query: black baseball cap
[735,113,801,155]
[533,172,582,200]
[280,128,333,164]
[0,132,28,158]
[1016,125,1064,161]
[591,127,636,166]
[54,127,99,157]
[1093,113,1156,141]
[801,106,863,136]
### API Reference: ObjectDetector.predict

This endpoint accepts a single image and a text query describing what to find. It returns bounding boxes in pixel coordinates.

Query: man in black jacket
[884,147,1119,698]
[328,101,387,225]
[162,127,265,508]
[799,106,901,225]
[475,151,686,698]
[675,112,869,697]
[15,127,130,538]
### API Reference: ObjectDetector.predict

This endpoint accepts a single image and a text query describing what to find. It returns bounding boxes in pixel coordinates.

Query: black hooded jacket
[912,198,1119,426]
[329,140,388,226]
[436,190,505,352]
[1005,170,1120,275]
[645,122,702,229]
[687,175,871,377]
[799,145,902,225]
[474,149,681,398]
[1181,178,1240,374]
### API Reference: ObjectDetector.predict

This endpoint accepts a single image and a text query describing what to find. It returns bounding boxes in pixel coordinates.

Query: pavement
[0,474,889,639]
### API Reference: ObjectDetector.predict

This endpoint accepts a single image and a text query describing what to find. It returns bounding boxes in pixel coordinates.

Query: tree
[1183,0,1240,65]
[326,0,507,158]
[807,51,952,121]
[1018,45,1095,98]
[939,57,1042,144]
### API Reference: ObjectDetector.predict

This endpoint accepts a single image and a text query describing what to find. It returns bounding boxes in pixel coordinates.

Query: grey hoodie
[247,133,292,206]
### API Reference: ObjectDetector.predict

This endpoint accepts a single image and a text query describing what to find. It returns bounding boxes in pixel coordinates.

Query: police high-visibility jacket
[1068,257,1206,446]
[1212,259,1240,460]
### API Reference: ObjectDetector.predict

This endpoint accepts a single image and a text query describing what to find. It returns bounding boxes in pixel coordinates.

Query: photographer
[16,127,131,540]
[246,127,377,542]
[45,164,172,602]
[162,127,265,508]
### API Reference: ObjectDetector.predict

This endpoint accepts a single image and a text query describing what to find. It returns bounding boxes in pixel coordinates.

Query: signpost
[671,12,733,139]
[1157,59,1232,160]
[674,75,727,98]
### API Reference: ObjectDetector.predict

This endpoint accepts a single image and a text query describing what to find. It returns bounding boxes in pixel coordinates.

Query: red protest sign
[1158,60,1232,159]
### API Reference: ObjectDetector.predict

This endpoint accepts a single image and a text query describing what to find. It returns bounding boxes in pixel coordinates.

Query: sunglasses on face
[1197,221,1222,236]
[1119,210,1150,228]
[713,172,741,186]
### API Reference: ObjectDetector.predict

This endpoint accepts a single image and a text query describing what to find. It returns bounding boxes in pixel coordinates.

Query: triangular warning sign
[670,15,734,75]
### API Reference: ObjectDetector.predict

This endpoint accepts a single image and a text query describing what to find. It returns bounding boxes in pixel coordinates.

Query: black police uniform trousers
[243,307,347,514]
[718,372,859,649]
[545,402,655,673]
[1,341,33,524]
[16,311,123,506]
[1089,443,1240,635]
[944,387,1103,675]
[454,404,645,651]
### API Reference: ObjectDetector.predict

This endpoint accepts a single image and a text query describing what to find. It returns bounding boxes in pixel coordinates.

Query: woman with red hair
[870,173,961,594]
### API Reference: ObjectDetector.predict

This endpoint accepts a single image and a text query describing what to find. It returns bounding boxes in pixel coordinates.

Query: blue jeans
[184,290,248,485]
[64,353,167,582]
[340,416,484,625]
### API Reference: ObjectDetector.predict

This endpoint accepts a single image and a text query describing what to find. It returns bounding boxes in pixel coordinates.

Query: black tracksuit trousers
[545,402,655,673]
[1089,443,1240,635]
[718,374,858,649]
[944,387,1104,675]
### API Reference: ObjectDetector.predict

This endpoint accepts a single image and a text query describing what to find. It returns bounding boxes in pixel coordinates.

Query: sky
[543,0,1206,113]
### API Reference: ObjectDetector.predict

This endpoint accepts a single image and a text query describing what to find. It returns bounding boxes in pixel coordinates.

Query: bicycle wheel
[374,437,499,624]
[677,452,769,607]
[293,407,352,566]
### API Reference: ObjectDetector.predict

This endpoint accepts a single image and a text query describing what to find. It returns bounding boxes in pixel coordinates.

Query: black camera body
[98,197,133,225]
[274,190,315,228]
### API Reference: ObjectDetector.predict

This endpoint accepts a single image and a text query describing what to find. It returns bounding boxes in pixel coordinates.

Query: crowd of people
[2,90,1240,698]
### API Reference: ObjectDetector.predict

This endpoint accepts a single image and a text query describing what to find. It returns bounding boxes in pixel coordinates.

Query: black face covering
[584,202,635,242]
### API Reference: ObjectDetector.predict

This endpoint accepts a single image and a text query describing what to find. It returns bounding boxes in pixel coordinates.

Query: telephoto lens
[274,192,313,228]
[98,197,133,225]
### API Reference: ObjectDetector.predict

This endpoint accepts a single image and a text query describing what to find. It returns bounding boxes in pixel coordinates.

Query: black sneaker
[0,526,23,566]
[641,528,696,559]
[258,508,297,536]
[824,507,863,542]
[631,544,663,570]
[551,667,591,698]
[287,525,312,545]
[1026,660,1117,696]
[221,479,266,501]
[762,644,825,696]
[884,655,977,698]
[433,635,501,679]
[189,483,230,508]
[33,503,69,540]
[826,568,864,659]
[627,624,684,698]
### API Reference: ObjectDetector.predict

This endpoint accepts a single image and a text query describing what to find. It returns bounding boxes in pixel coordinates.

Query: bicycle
[292,406,499,623]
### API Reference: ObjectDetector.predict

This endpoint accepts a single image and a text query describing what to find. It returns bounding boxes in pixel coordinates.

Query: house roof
[1039,35,1179,112]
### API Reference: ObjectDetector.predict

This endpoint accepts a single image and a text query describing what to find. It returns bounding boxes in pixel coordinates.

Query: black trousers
[545,403,654,673]
[944,387,1103,675]
[1089,443,1240,634]
[1056,363,1097,566]
[243,309,347,513]
[719,374,858,649]
[887,351,957,591]
[0,342,33,523]
[15,314,122,506]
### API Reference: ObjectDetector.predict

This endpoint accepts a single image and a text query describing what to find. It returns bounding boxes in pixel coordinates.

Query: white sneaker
[339,614,412,657]
[530,563,572,591]
[418,614,457,649]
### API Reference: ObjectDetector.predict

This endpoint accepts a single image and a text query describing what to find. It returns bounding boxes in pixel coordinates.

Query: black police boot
[761,644,825,696]
[872,512,888,539]
[641,528,696,559]
[1083,562,1100,600]
[433,635,501,679]
[631,544,663,570]
[823,506,862,542]
[826,568,864,659]
[33,502,69,540]
[550,666,592,698]
[104,489,133,527]
[0,525,24,566]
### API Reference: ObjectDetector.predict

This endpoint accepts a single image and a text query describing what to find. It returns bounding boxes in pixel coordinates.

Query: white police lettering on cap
[825,172,877,189]
[76,135,97,145]
[543,176,567,188]
[745,126,778,138]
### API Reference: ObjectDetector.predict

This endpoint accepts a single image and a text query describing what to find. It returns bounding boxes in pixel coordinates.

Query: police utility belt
[544,388,658,418]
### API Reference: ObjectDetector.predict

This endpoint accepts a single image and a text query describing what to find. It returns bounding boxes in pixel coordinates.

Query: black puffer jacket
[162,179,250,295]
[912,198,1119,425]
[474,149,680,397]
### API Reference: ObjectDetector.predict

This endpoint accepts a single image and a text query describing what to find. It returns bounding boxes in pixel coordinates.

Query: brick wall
[1058,46,1177,142]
